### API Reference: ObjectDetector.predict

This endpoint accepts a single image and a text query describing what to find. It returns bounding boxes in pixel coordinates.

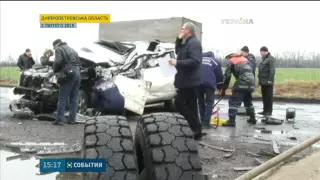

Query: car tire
[78,90,88,115]
[135,112,204,180]
[83,115,139,180]
[164,99,176,112]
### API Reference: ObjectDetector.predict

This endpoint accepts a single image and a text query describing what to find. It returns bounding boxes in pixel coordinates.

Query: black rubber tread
[135,112,204,180]
[83,115,138,180]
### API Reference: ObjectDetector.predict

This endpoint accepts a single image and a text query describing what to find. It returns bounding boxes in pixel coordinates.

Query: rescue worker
[17,48,35,71]
[168,22,204,140]
[198,51,223,128]
[220,53,256,127]
[258,46,276,116]
[52,39,82,125]
[91,68,125,115]
[40,49,54,66]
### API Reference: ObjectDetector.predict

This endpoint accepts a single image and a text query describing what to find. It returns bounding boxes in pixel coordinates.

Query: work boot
[247,116,257,124]
[202,123,215,129]
[222,117,236,127]
[67,121,77,125]
[52,121,63,126]
[258,111,265,115]
[194,132,207,141]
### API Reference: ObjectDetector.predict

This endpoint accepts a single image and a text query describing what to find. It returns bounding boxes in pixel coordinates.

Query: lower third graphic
[40,158,107,172]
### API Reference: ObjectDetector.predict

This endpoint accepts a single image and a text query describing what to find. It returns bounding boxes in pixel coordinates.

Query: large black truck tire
[83,115,138,180]
[135,112,204,180]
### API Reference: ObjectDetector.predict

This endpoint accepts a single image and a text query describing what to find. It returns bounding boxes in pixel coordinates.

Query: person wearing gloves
[220,53,256,127]
[198,51,223,128]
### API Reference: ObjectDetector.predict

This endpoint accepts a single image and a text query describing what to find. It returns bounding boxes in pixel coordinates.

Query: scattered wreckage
[6,39,205,180]
[8,40,177,116]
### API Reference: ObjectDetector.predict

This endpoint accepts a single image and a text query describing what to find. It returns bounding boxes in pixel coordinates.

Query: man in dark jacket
[220,53,256,127]
[17,48,35,70]
[40,49,54,66]
[52,39,82,125]
[91,76,125,115]
[258,46,276,116]
[168,22,204,140]
[198,51,223,128]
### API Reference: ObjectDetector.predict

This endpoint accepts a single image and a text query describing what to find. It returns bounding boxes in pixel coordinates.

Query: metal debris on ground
[36,146,81,155]
[272,140,281,154]
[259,150,276,157]
[198,142,234,153]
[233,167,256,171]
[7,142,67,147]
[254,135,270,142]
[288,137,297,141]
[20,147,37,153]
[261,129,272,134]
[247,151,261,157]
[224,150,235,158]
[6,154,30,162]
[254,158,265,165]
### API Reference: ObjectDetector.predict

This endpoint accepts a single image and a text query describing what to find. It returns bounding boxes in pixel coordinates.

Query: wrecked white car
[8,40,177,116]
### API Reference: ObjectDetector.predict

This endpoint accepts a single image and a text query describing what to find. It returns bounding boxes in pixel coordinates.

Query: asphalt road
[1,87,320,180]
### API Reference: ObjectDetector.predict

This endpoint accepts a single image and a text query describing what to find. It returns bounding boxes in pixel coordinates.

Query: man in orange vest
[219,53,256,127]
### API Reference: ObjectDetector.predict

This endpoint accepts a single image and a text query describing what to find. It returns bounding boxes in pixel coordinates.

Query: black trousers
[174,88,202,134]
[261,85,274,113]
[198,86,215,125]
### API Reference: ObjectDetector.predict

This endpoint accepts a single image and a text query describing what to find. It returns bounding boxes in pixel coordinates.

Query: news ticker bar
[40,158,107,172]
[40,23,77,28]
[40,14,110,23]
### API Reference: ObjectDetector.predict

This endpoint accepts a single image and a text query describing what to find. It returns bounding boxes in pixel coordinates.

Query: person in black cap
[258,46,276,116]
[17,48,35,71]
[52,39,82,125]
[241,46,256,76]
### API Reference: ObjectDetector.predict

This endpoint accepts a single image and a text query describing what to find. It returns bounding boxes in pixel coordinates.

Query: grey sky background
[1,1,319,61]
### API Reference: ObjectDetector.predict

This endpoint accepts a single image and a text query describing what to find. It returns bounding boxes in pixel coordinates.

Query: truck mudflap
[113,75,152,115]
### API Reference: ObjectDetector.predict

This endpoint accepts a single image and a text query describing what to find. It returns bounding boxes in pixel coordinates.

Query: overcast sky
[1,1,319,61]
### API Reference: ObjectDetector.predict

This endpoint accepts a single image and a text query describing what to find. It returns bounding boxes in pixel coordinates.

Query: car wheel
[83,115,139,180]
[78,90,88,115]
[164,99,176,112]
[135,112,204,180]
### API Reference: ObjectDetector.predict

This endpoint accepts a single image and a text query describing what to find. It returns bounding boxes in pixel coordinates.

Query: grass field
[1,66,320,99]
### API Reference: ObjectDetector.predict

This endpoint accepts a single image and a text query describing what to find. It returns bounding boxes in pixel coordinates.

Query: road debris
[288,137,297,141]
[7,142,67,147]
[261,129,272,134]
[233,167,256,171]
[6,154,30,161]
[36,146,81,155]
[254,135,270,142]
[259,150,276,157]
[198,142,234,153]
[224,150,235,158]
[254,158,265,165]
[272,140,281,154]
[247,151,261,157]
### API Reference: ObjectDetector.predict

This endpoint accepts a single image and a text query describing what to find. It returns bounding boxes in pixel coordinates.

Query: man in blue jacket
[198,51,223,128]
[91,75,125,115]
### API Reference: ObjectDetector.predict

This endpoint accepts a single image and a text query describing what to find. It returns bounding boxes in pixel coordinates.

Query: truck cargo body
[99,17,202,43]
